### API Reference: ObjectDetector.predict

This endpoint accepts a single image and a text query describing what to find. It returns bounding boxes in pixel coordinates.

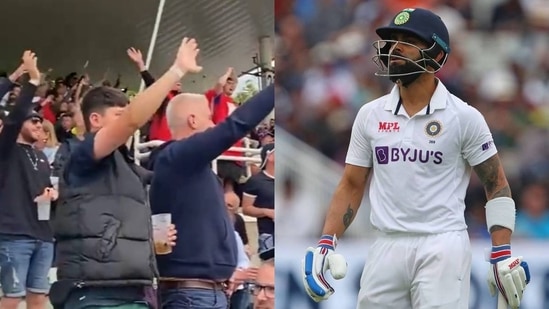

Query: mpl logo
[375,146,443,165]
[378,122,400,132]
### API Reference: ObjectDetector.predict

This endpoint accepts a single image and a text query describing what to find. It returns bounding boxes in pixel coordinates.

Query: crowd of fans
[0,44,274,309]
[276,0,549,240]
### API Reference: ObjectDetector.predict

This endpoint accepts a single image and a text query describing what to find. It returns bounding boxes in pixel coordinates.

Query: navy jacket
[149,85,274,280]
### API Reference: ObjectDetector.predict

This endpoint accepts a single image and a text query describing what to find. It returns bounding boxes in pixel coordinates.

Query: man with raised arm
[149,83,274,309]
[50,37,202,309]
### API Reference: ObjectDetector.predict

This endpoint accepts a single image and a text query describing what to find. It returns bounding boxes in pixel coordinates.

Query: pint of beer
[152,213,172,255]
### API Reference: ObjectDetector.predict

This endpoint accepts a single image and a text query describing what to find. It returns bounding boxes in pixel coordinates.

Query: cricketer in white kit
[301,7,530,309]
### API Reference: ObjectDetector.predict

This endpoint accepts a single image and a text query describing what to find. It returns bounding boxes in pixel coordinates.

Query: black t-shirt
[0,143,53,241]
[243,171,274,235]
[234,213,248,245]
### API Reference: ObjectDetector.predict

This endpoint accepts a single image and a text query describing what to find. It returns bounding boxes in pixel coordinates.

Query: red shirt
[205,89,244,164]
[148,91,177,141]
[41,101,56,124]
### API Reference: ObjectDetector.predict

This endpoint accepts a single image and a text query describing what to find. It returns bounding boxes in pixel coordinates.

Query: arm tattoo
[342,204,354,229]
[473,155,512,200]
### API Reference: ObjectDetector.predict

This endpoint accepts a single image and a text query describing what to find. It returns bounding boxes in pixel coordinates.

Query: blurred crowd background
[275,0,549,240]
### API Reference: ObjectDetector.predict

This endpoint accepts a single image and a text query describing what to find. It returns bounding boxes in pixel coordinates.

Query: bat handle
[497,292,508,309]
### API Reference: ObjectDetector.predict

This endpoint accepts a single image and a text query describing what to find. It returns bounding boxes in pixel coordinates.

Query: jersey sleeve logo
[425,120,442,137]
[481,141,494,151]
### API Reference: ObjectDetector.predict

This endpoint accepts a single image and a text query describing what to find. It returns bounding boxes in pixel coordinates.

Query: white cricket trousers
[356,230,471,309]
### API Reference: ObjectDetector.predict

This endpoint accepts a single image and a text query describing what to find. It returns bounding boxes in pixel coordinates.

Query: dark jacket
[149,84,274,281]
[53,148,158,286]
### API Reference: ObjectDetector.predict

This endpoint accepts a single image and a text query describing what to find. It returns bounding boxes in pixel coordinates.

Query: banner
[276,239,548,309]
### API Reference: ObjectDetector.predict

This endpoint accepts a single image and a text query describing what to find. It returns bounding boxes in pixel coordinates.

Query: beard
[388,59,423,87]
[20,127,39,144]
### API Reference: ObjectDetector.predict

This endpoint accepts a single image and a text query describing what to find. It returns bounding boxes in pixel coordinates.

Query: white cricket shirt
[346,80,497,234]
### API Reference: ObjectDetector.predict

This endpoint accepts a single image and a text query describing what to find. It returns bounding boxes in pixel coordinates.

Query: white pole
[134,0,167,166]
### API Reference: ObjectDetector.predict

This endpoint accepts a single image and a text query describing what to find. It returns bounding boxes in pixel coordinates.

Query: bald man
[149,85,274,309]
[252,260,275,309]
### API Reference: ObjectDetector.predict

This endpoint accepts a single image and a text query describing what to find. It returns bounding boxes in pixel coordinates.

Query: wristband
[317,234,337,251]
[490,244,511,264]
[485,197,516,233]
[169,65,185,79]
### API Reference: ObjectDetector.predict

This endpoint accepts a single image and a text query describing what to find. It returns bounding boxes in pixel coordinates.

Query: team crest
[394,11,411,25]
[425,120,442,137]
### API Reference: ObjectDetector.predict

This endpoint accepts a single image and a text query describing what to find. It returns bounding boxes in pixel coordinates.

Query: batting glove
[302,235,348,302]
[486,245,531,309]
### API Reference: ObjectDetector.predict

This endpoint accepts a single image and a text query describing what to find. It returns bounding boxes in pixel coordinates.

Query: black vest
[53,149,158,286]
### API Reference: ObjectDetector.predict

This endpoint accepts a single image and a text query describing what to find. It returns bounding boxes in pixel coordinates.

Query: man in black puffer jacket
[50,37,202,309]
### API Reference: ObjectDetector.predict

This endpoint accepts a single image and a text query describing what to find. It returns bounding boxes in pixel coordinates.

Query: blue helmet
[372,8,451,85]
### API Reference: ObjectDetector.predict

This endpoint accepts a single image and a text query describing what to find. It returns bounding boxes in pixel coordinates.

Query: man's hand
[80,74,90,86]
[34,188,58,203]
[246,267,258,281]
[302,235,347,302]
[21,50,40,82]
[172,38,202,74]
[225,268,247,297]
[264,209,274,220]
[218,67,234,85]
[127,47,146,71]
[167,223,177,247]
[487,245,530,309]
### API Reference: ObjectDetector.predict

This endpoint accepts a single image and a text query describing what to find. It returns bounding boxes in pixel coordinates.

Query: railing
[135,137,262,177]
[135,137,261,223]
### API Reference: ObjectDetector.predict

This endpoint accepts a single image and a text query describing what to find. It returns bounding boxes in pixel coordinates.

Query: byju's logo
[378,122,400,132]
[375,146,443,165]
[481,140,494,151]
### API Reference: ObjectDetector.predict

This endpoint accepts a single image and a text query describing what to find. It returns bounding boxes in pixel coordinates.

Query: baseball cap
[376,8,450,54]
[259,143,274,169]
[258,233,274,261]
[25,110,43,122]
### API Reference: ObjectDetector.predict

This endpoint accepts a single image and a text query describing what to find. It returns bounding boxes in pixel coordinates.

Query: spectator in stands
[224,192,252,309]
[39,91,57,124]
[36,119,60,165]
[226,191,252,258]
[515,183,549,238]
[149,84,274,309]
[49,37,198,309]
[1,85,22,114]
[206,67,246,191]
[256,126,274,146]
[242,143,275,241]
[0,51,57,309]
[54,112,75,143]
[258,233,274,262]
[251,259,275,309]
[0,64,24,107]
[127,47,180,142]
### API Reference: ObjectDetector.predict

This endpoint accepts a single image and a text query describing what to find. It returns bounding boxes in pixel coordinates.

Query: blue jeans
[161,288,227,309]
[0,237,54,297]
[62,286,150,309]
